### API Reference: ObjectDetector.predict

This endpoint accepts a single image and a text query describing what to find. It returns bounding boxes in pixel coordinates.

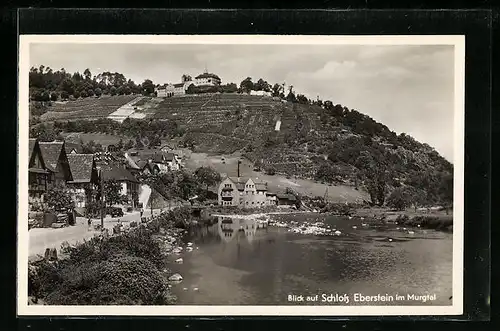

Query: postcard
[18,34,464,316]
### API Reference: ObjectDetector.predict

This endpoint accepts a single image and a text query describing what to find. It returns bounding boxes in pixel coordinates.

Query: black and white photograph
[18,35,464,316]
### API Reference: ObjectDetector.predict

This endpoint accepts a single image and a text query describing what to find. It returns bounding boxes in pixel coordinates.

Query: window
[251,202,254,204]
[246,202,249,205]
[252,191,254,195]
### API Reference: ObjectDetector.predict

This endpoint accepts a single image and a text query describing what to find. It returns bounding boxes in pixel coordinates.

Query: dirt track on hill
[183,150,368,203]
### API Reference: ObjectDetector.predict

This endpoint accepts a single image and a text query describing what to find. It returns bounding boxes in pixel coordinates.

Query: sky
[30,43,456,162]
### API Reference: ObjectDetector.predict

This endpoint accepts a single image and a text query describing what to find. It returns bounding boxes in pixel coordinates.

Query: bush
[106,206,124,217]
[264,166,276,175]
[34,256,172,305]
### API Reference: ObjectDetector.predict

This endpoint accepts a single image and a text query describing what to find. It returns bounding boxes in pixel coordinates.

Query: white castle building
[155,69,222,97]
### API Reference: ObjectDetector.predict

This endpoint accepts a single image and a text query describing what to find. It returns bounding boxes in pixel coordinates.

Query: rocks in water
[186,247,193,252]
[173,247,183,254]
[168,273,183,281]
[183,287,188,291]
[352,226,357,229]
[361,223,368,227]
[175,258,183,264]
[408,231,415,235]
[193,287,199,291]
[334,230,342,236]
[187,242,193,247]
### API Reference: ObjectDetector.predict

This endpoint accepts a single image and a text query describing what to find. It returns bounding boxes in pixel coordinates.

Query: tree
[59,78,75,95]
[239,77,254,93]
[254,78,270,92]
[194,166,221,195]
[84,68,92,80]
[124,139,135,150]
[142,79,155,96]
[60,91,69,100]
[438,173,453,214]
[386,187,412,211]
[271,83,283,98]
[110,86,117,96]
[181,74,192,82]
[286,91,297,103]
[95,87,102,97]
[44,186,75,212]
[296,94,308,104]
[104,179,123,207]
[50,92,58,101]
[314,164,338,183]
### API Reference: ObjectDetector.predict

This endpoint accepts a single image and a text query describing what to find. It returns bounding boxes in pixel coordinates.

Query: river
[167,213,453,306]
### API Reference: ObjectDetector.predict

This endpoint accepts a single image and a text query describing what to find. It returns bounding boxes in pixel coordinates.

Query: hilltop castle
[156,69,222,97]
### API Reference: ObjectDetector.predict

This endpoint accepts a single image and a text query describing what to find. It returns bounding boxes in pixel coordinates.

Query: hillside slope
[33,93,453,207]
[165,94,452,206]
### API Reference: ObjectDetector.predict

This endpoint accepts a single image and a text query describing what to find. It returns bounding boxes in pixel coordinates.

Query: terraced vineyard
[40,95,139,121]
[35,92,452,198]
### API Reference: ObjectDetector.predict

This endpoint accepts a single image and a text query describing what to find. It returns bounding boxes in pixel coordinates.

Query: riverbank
[27,208,193,305]
[353,207,453,231]
[208,205,453,232]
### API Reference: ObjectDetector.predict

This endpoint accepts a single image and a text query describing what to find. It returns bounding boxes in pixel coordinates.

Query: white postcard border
[17,34,465,316]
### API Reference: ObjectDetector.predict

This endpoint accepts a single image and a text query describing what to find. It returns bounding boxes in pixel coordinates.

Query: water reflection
[218,217,268,244]
[172,214,453,306]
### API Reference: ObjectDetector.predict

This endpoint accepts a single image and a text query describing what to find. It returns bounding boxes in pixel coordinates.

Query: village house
[276,193,297,207]
[126,149,181,174]
[28,139,50,205]
[136,160,160,176]
[29,139,73,210]
[38,141,73,187]
[101,167,140,208]
[218,177,277,208]
[66,153,99,209]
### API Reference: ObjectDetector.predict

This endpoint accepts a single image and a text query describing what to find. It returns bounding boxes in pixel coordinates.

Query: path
[107,96,144,123]
[28,208,166,257]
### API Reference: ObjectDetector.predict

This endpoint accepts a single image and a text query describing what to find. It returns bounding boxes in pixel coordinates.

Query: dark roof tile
[67,154,95,183]
[39,142,64,172]
[102,167,139,183]
[195,72,221,80]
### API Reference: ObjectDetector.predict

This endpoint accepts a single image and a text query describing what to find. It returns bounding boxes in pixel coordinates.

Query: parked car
[106,207,124,218]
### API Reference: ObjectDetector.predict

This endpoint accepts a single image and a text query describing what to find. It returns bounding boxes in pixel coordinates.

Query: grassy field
[182,150,368,203]
[61,132,128,146]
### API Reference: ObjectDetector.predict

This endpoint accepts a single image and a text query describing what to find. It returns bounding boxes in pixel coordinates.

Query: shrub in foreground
[39,256,172,305]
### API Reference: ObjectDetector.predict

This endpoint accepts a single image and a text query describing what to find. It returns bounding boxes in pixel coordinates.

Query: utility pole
[237,160,241,177]
[150,191,153,217]
[100,168,104,230]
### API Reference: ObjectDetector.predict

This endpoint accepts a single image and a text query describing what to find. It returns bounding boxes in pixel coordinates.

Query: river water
[167,213,453,306]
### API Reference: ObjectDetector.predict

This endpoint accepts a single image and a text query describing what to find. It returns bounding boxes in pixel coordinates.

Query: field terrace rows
[40,95,138,121]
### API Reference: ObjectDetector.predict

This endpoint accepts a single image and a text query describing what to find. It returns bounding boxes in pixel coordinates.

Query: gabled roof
[64,142,83,154]
[195,72,221,80]
[67,154,95,183]
[29,139,37,159]
[255,183,268,191]
[102,167,139,183]
[276,193,296,201]
[227,177,266,191]
[38,141,65,172]
[173,83,185,88]
[124,154,141,170]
